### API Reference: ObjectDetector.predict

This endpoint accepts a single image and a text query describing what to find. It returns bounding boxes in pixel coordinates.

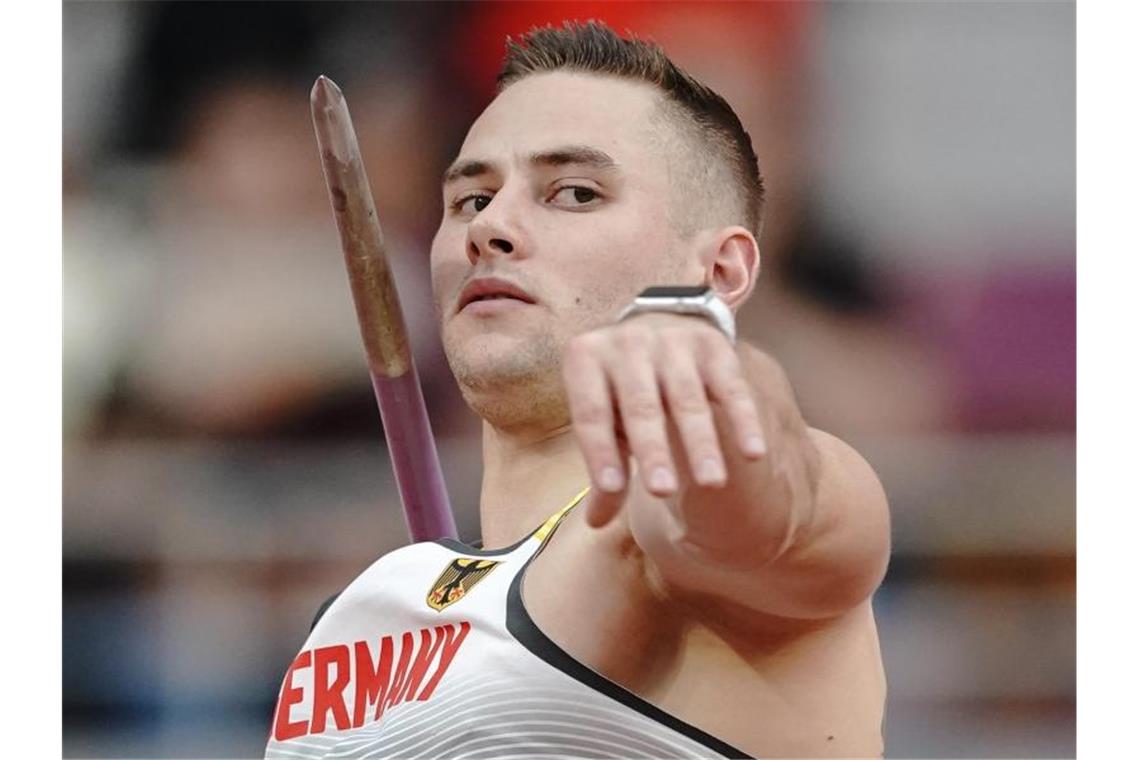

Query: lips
[457,277,537,312]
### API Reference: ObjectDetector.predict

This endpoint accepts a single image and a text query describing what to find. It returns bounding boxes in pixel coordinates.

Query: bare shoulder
[644,565,888,757]
[527,506,886,757]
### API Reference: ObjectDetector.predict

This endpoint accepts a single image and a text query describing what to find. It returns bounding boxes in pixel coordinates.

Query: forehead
[457,72,666,173]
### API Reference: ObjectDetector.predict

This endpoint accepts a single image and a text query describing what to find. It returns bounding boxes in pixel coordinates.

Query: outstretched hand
[561,312,768,528]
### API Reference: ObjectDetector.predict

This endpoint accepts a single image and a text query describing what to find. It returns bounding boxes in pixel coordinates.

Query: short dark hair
[497,20,764,238]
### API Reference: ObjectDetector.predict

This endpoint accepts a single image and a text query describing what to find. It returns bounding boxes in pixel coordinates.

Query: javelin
[310,75,457,542]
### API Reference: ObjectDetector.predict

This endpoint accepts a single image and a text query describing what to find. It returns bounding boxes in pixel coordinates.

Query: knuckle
[707,344,742,371]
[659,340,693,366]
[694,322,722,343]
[661,365,708,406]
[661,324,693,345]
[623,395,663,422]
[578,438,616,461]
[573,400,612,426]
[630,438,672,464]
[729,384,758,408]
[669,393,711,419]
[721,379,754,403]
[616,323,654,350]
[708,362,752,399]
[693,325,729,355]
[676,414,717,444]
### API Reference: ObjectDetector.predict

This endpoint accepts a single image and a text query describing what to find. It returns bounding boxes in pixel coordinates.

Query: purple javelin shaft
[370,369,454,542]
[310,75,456,542]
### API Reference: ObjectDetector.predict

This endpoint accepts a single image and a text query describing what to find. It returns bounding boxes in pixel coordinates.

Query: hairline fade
[495,19,765,239]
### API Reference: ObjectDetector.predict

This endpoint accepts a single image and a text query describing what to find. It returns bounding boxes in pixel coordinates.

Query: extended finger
[658,345,726,487]
[606,347,677,497]
[702,342,766,458]
[563,336,627,495]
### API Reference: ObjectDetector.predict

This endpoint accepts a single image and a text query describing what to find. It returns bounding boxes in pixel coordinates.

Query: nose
[465,194,523,266]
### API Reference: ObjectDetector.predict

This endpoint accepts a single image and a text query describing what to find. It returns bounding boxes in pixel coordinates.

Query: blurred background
[62,1,1074,757]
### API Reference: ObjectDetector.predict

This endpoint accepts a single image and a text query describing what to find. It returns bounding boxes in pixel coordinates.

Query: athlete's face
[431,72,697,421]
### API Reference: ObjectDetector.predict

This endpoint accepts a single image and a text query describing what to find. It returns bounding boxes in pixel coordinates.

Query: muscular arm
[634,344,890,620]
[566,325,891,621]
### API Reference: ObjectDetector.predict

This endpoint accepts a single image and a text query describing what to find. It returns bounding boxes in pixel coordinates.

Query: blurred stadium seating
[63,2,1074,757]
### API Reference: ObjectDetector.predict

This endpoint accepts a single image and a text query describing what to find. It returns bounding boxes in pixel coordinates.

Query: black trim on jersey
[435,488,590,557]
[434,534,530,557]
[505,543,754,758]
[310,592,340,632]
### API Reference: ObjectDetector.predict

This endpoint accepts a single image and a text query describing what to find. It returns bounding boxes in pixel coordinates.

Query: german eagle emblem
[427,558,501,612]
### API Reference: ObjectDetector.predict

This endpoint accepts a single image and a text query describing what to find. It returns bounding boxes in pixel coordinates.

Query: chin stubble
[445,328,569,428]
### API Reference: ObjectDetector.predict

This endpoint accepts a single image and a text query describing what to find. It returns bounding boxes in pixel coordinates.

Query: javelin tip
[311,75,343,108]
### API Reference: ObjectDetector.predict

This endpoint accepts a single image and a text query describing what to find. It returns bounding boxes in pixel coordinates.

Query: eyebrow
[531,145,619,171]
[442,159,493,186]
[442,145,619,186]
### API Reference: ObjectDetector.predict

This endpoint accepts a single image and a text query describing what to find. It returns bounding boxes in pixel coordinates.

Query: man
[267,21,890,759]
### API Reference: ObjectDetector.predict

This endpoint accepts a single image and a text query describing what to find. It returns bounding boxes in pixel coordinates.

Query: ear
[700,226,760,310]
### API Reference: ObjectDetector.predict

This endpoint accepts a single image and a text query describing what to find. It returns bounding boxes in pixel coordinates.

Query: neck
[478,418,590,549]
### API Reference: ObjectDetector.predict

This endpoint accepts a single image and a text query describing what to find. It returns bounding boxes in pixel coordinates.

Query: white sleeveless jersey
[265,488,751,759]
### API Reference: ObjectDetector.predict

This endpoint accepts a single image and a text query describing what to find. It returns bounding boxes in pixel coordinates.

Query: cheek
[570,206,679,286]
[552,241,655,326]
[429,227,467,313]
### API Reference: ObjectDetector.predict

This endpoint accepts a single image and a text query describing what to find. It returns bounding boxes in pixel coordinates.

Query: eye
[549,185,601,208]
[451,193,493,216]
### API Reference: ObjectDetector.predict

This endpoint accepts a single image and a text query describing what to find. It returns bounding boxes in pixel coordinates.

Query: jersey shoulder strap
[309,486,591,630]
[532,485,591,544]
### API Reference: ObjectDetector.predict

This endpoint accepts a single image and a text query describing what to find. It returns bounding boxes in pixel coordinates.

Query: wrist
[617,285,736,343]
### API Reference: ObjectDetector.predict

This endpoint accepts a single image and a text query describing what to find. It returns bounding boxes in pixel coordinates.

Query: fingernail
[599,466,624,492]
[650,466,677,493]
[698,458,725,484]
[744,434,767,456]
